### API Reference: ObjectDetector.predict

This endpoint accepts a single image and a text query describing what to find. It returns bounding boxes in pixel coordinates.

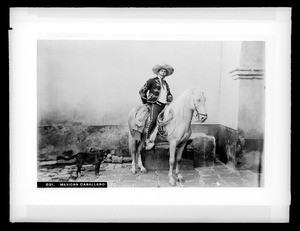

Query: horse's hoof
[141,167,148,174]
[169,178,176,186]
[177,174,185,183]
[131,169,137,175]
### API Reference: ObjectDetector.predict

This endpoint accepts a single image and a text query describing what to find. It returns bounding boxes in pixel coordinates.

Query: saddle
[132,104,174,141]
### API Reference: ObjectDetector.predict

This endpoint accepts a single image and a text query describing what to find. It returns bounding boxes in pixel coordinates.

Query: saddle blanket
[133,104,150,133]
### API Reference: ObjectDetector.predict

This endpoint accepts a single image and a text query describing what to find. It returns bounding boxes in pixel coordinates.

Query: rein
[156,107,176,138]
[156,90,207,138]
[193,102,207,119]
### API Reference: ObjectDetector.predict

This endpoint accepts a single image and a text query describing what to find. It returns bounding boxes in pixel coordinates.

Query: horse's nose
[200,115,207,123]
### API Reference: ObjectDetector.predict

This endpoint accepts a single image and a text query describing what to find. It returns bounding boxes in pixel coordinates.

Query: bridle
[192,90,207,119]
[193,101,207,120]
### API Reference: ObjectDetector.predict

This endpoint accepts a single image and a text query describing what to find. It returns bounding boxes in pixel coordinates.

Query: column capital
[230,68,264,80]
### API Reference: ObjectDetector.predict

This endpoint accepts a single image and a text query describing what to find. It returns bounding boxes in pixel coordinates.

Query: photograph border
[9,7,291,223]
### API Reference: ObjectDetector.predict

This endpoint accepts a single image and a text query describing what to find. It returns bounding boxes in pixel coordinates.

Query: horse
[127,86,207,186]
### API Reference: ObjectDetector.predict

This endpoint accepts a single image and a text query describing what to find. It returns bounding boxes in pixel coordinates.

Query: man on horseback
[139,64,174,150]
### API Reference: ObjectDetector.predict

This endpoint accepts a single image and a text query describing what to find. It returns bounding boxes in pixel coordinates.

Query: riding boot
[145,125,158,150]
[145,102,165,150]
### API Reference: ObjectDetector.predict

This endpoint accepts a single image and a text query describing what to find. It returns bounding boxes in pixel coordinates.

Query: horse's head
[191,87,208,123]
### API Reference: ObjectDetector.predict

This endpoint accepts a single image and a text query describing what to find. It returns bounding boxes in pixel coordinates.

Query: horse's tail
[128,107,136,137]
[128,131,138,148]
[128,107,143,141]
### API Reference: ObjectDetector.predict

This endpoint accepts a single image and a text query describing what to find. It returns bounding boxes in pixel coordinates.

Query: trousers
[146,102,166,139]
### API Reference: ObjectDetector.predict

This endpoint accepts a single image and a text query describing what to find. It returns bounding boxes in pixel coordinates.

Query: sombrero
[152,64,174,76]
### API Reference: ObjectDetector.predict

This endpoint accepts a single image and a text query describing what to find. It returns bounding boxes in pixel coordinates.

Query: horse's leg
[129,133,138,174]
[168,141,177,186]
[76,157,83,178]
[175,142,187,183]
[94,155,100,176]
[137,135,147,173]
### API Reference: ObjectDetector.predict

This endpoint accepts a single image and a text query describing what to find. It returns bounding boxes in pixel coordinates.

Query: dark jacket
[139,77,173,104]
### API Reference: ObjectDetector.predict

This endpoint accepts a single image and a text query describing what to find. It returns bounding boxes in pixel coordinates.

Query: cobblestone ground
[37,161,263,187]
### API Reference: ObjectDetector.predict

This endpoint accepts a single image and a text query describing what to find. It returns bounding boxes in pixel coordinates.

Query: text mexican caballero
[37,182,107,188]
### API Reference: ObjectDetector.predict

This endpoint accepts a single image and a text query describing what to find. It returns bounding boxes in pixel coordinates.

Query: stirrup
[145,139,155,150]
[158,126,166,136]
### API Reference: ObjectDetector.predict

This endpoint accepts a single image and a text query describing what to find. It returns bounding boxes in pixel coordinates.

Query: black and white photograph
[9,8,291,222]
[37,40,265,188]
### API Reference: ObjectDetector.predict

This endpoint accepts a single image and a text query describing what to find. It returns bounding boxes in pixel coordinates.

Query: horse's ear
[202,91,206,101]
[194,87,203,98]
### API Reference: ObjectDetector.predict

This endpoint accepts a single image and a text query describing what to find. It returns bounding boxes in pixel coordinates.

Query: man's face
[158,69,167,78]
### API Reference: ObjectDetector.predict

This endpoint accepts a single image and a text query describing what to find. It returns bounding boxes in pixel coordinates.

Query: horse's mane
[164,88,197,120]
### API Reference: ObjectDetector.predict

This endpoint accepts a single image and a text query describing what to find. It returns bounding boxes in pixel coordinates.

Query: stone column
[229,42,265,178]
[230,41,265,141]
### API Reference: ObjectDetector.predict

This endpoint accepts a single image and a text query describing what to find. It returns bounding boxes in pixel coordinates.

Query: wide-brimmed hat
[152,64,174,76]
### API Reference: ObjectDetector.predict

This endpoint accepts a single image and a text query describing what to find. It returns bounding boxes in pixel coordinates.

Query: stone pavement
[38,161,262,187]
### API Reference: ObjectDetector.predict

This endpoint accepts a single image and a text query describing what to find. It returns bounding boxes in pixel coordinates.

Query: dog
[57,148,110,177]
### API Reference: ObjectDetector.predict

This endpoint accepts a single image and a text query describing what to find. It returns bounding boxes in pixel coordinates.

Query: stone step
[144,132,216,170]
[144,147,194,171]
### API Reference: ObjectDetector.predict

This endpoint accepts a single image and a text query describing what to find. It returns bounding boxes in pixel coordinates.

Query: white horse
[128,87,207,186]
